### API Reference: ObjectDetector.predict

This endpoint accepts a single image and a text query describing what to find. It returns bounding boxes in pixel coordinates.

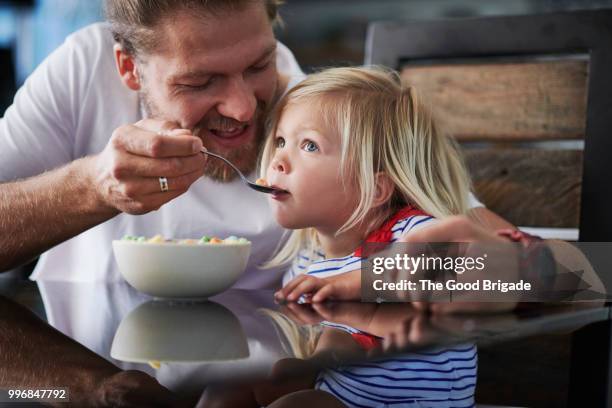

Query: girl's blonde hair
[259,309,322,359]
[260,66,471,267]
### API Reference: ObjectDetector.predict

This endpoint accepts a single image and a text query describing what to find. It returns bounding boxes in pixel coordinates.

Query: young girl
[253,66,477,407]
[260,65,471,303]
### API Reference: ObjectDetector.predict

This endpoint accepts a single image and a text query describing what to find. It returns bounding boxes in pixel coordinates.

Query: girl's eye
[275,137,285,148]
[302,140,319,152]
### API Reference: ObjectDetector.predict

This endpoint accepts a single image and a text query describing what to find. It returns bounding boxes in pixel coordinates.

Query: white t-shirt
[0,23,304,288]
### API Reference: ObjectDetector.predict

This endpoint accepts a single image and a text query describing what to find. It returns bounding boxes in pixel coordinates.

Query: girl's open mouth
[270,185,290,200]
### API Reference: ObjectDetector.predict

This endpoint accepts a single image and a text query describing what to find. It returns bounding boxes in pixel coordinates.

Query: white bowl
[112,240,251,299]
[111,300,249,364]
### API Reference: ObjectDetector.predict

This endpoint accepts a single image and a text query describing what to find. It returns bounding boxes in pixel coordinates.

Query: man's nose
[216,76,257,123]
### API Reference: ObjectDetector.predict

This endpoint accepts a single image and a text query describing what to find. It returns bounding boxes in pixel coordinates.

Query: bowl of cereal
[112,235,251,299]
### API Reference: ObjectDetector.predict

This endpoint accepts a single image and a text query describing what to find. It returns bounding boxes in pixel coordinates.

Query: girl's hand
[274,270,361,303]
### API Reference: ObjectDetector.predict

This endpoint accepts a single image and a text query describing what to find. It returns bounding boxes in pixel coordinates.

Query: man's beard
[193,111,266,183]
[140,89,267,183]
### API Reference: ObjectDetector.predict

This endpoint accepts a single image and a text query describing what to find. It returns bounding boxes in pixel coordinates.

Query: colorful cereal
[121,234,249,245]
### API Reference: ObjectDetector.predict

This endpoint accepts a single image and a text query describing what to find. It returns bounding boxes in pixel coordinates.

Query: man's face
[137,2,279,181]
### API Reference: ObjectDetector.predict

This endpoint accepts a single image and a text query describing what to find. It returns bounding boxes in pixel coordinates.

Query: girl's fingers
[287,278,323,301]
[311,283,336,302]
[274,275,308,300]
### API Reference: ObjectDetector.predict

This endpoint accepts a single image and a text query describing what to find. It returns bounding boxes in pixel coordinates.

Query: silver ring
[159,177,169,192]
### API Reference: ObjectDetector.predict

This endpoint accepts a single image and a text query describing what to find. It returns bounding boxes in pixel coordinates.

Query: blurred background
[2,0,612,115]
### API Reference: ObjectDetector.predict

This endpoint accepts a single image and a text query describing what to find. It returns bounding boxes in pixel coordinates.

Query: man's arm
[0,157,115,271]
[0,296,182,407]
[468,206,515,231]
[0,26,208,272]
[0,121,206,273]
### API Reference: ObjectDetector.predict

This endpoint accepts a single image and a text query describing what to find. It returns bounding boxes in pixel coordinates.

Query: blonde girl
[259,66,472,302]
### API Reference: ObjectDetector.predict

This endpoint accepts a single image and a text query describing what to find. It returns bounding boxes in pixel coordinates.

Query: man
[0,0,304,286]
[0,0,507,287]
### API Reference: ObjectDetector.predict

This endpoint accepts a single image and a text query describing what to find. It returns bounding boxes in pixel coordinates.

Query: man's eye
[275,137,285,148]
[179,83,211,91]
[250,60,271,73]
[302,140,319,152]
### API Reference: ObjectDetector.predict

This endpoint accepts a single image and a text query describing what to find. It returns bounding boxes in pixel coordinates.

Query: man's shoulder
[276,41,305,88]
[62,22,114,59]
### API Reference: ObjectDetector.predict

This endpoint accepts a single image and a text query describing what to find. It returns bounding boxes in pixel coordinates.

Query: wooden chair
[365,10,612,242]
[365,10,612,407]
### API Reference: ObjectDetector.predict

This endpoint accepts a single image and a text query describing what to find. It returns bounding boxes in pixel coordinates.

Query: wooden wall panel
[463,148,582,227]
[401,60,588,141]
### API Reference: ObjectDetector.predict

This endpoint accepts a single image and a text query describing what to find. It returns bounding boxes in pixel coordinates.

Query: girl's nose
[271,156,290,174]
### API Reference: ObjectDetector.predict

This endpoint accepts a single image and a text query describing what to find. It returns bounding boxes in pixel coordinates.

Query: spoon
[200,148,285,194]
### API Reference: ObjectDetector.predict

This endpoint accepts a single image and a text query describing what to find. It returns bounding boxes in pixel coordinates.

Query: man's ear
[373,172,395,208]
[114,43,142,91]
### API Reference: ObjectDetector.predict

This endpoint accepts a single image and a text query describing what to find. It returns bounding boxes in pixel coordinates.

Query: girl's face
[266,101,360,233]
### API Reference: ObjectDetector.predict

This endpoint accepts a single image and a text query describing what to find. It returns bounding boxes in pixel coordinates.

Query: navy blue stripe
[341,370,477,383]
[327,374,425,403]
[332,373,454,401]
[450,382,477,392]
[372,352,477,365]
[308,257,361,274]
[338,370,476,392]
[346,363,477,374]
[410,346,476,356]
[391,215,422,234]
[408,216,434,231]
[390,217,415,233]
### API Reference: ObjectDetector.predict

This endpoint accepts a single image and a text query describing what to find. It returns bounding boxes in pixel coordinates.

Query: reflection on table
[0,278,608,407]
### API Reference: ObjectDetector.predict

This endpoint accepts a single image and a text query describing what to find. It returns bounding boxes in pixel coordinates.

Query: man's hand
[399,215,518,314]
[90,370,182,408]
[91,119,206,214]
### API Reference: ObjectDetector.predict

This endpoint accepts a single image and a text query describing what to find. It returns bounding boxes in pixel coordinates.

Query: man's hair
[105,0,282,57]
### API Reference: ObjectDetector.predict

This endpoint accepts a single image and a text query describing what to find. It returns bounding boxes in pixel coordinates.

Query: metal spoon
[200,148,285,194]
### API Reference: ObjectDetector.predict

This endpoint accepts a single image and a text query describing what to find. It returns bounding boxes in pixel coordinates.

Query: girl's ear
[373,172,395,208]
[114,43,142,91]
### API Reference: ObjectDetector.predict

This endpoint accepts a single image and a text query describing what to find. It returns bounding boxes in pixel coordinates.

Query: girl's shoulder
[389,213,437,242]
[367,206,437,244]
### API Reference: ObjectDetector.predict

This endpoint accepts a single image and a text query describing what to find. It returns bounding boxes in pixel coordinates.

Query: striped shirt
[283,211,436,286]
[316,322,477,408]
[282,208,477,407]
